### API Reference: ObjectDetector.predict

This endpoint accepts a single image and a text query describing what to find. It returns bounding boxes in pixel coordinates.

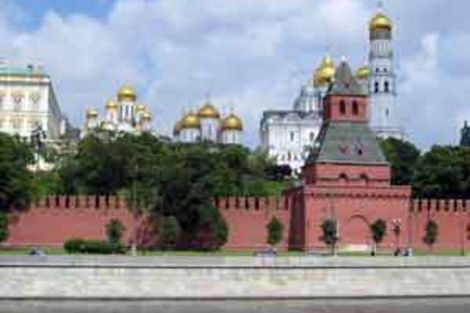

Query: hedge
[64,238,125,254]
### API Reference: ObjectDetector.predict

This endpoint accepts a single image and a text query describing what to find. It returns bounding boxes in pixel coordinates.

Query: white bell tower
[368,1,404,139]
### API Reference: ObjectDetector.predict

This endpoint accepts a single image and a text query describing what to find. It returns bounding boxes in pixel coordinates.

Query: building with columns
[0,63,63,142]
[173,101,243,145]
[82,85,153,137]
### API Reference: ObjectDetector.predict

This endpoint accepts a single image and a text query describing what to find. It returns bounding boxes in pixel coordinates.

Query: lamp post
[391,218,402,250]
[30,122,46,173]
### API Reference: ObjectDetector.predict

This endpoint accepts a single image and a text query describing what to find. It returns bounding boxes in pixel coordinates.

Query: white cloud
[0,0,468,149]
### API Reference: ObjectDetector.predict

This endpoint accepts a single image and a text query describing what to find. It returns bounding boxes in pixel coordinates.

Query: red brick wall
[302,185,411,251]
[409,199,470,251]
[216,195,298,251]
[304,163,391,187]
[6,196,137,247]
[4,194,470,253]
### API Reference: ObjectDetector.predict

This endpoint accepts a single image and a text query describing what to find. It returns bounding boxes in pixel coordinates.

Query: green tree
[159,216,180,249]
[413,145,470,198]
[106,219,125,246]
[0,212,9,243]
[370,219,387,255]
[380,138,420,185]
[320,218,339,255]
[423,220,439,251]
[0,133,33,213]
[266,217,283,246]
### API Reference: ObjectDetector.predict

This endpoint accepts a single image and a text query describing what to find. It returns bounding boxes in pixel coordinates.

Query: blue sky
[1,0,468,149]
[12,0,115,30]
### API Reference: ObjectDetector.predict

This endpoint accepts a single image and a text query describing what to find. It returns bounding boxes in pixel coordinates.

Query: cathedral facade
[82,85,153,137]
[173,101,243,145]
[260,6,403,174]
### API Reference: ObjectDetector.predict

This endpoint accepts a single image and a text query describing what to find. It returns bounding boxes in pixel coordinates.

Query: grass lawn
[0,247,467,257]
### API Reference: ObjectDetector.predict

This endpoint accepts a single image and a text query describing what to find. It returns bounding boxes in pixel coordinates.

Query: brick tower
[301,60,411,251]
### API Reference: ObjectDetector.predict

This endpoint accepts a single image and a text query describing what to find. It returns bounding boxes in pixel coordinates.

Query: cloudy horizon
[0,0,468,150]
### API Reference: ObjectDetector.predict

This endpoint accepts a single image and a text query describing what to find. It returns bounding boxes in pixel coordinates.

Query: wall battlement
[214,196,291,212]
[30,195,128,210]
[410,199,469,214]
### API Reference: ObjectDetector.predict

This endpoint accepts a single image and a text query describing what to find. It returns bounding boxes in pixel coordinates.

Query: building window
[309,132,315,141]
[384,81,390,93]
[374,82,379,93]
[29,92,41,109]
[352,101,359,115]
[339,100,346,115]
[290,132,295,142]
[385,109,390,117]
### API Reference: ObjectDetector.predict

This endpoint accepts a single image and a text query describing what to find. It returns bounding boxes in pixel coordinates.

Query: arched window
[384,81,390,93]
[360,174,369,186]
[374,82,379,93]
[352,101,359,115]
[339,173,349,184]
[339,100,346,115]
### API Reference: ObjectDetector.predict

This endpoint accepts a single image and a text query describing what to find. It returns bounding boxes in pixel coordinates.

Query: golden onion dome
[221,113,243,131]
[142,110,152,121]
[86,108,98,119]
[136,103,147,112]
[314,55,335,87]
[105,99,118,110]
[197,102,220,119]
[117,84,137,101]
[369,13,392,32]
[181,112,200,129]
[356,65,371,80]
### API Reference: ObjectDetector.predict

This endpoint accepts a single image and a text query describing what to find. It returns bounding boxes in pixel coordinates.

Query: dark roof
[327,61,366,96]
[306,121,388,165]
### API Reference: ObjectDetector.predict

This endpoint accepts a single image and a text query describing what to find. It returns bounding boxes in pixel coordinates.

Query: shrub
[266,217,283,246]
[64,238,124,254]
[0,213,9,243]
[106,219,125,246]
[160,216,180,249]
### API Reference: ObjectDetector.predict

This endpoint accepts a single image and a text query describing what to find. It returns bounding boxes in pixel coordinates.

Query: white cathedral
[82,85,153,137]
[260,6,404,174]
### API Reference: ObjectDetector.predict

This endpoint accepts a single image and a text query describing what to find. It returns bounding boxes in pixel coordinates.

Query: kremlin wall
[4,194,470,252]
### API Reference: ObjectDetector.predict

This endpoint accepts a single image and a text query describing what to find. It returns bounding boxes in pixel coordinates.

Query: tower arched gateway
[301,60,411,251]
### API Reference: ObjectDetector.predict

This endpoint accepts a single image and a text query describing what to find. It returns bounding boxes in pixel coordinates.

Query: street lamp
[30,122,46,173]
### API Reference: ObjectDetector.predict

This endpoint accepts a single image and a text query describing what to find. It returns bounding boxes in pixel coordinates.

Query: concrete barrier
[0,256,469,299]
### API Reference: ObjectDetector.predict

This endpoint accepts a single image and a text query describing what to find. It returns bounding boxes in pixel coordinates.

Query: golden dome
[136,103,147,112]
[86,108,98,119]
[181,112,200,129]
[221,113,243,131]
[356,65,371,80]
[369,13,392,32]
[117,84,137,101]
[314,55,335,87]
[197,102,220,119]
[105,99,118,110]
[142,111,152,121]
